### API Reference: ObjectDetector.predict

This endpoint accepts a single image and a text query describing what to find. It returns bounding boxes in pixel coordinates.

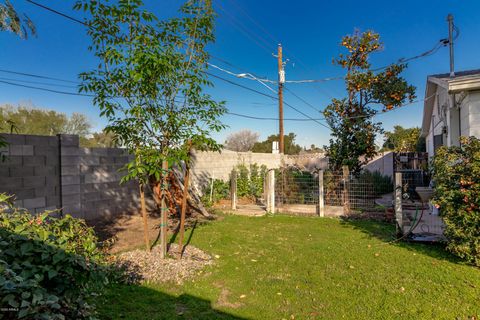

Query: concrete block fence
[0,133,140,221]
[0,133,329,220]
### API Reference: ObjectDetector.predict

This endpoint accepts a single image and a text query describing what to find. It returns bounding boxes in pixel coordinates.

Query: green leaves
[75,0,226,187]
[431,137,480,266]
[0,198,122,319]
[324,30,416,174]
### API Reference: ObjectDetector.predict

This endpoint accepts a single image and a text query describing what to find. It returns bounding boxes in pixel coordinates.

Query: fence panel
[275,168,319,205]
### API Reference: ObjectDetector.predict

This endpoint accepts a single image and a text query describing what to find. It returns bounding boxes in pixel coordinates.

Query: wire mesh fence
[274,167,394,215]
[275,168,319,205]
[324,170,394,211]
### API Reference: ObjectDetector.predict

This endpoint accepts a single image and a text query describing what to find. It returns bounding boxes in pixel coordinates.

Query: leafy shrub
[235,163,267,198]
[201,179,230,207]
[0,197,117,319]
[431,136,480,266]
[200,163,268,206]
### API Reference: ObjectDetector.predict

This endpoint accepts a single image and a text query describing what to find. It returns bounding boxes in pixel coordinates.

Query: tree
[252,132,302,155]
[323,30,415,174]
[0,0,36,39]
[64,113,91,137]
[0,105,92,137]
[80,130,118,148]
[76,0,225,256]
[382,125,425,152]
[225,129,259,152]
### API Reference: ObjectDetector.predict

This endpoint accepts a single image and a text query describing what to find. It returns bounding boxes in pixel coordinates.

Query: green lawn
[99,214,480,320]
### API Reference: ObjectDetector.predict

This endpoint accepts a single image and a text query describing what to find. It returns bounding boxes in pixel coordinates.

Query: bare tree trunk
[139,183,150,251]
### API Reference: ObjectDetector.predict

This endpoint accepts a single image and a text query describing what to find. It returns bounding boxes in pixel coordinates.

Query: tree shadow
[339,217,464,265]
[98,284,246,320]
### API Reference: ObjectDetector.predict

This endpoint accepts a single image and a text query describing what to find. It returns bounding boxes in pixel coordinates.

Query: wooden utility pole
[447,14,455,77]
[277,44,285,154]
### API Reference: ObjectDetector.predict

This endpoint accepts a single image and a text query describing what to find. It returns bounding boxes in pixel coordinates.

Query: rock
[115,243,214,284]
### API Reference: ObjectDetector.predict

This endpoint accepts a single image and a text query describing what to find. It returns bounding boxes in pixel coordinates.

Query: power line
[26,0,88,26]
[26,0,450,88]
[226,112,324,121]
[284,86,322,113]
[206,71,277,100]
[0,79,93,97]
[0,68,79,84]
[0,77,78,89]
[216,2,272,55]
[0,68,433,127]
[206,71,331,130]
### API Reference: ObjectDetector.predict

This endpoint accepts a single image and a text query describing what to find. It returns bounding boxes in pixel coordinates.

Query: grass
[98,214,480,320]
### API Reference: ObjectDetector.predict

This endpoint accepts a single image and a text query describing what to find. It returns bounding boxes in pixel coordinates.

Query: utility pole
[277,44,285,154]
[447,14,455,77]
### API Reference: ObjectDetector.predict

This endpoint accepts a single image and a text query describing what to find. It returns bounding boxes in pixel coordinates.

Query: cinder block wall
[58,134,140,221]
[0,134,60,214]
[0,133,329,219]
[190,150,328,193]
[0,133,141,221]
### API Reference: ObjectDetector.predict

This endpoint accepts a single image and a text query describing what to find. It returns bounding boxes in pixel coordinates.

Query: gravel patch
[115,244,214,284]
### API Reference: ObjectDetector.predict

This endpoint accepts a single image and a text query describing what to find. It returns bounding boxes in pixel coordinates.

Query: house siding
[467,91,480,137]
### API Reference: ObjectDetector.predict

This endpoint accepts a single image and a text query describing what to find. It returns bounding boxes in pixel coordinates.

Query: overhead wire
[22,1,443,131]
[0,68,79,84]
[0,77,78,88]
[215,2,272,55]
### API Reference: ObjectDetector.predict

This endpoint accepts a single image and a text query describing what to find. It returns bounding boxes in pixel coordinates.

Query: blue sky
[1,0,479,148]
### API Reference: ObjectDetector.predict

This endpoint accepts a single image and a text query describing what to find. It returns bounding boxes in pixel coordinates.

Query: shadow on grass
[339,217,463,264]
[98,284,245,320]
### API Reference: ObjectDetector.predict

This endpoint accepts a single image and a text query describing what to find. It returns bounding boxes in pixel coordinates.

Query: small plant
[0,196,120,319]
[201,179,230,207]
[431,136,480,266]
[235,163,267,199]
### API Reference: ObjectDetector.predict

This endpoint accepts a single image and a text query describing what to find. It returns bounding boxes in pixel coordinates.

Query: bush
[0,196,117,319]
[235,163,267,199]
[431,137,480,266]
[201,179,230,207]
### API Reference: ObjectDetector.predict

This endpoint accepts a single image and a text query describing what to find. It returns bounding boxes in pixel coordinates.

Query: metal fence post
[231,169,237,210]
[395,172,403,236]
[318,170,325,217]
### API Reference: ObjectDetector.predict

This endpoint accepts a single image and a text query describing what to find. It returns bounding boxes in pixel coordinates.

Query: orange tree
[323,30,415,174]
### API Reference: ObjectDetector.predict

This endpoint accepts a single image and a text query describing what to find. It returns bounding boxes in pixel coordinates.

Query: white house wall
[426,87,448,158]
[466,91,480,138]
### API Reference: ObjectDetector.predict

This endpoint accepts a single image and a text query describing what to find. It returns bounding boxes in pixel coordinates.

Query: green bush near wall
[0,195,120,319]
[431,136,480,266]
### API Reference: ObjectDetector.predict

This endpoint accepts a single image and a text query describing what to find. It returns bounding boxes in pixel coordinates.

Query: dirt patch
[90,212,209,253]
[213,282,243,309]
[116,243,214,284]
[92,213,162,253]
[215,288,243,309]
